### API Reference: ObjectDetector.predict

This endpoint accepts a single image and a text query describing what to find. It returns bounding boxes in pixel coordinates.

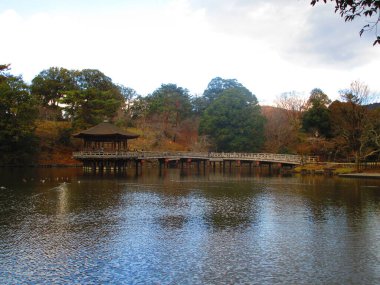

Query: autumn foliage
[1,64,379,166]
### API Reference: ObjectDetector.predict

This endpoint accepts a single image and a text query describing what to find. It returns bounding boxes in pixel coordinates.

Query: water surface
[0,168,379,284]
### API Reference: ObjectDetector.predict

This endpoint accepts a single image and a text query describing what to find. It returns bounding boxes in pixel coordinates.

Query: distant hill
[366,103,380,110]
[263,103,380,111]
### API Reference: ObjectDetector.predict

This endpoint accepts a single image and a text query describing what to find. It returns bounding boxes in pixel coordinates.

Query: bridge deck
[73,151,318,165]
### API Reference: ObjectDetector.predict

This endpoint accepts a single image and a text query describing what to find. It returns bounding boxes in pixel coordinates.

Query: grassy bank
[293,163,356,175]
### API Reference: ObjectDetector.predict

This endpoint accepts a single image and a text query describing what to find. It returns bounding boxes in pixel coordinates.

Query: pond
[0,167,379,284]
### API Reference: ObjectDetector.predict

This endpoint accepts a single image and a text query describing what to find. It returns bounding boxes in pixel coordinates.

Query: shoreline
[1,163,380,179]
[0,164,82,168]
[338,173,380,179]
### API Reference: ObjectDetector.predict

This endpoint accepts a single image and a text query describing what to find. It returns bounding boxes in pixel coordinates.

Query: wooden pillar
[255,161,261,174]
[98,161,103,174]
[121,160,125,173]
[158,158,164,174]
[135,160,139,176]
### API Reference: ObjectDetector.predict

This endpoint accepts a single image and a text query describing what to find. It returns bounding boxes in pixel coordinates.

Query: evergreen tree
[199,87,265,152]
[200,77,245,111]
[0,65,38,164]
[146,84,192,128]
[302,88,332,137]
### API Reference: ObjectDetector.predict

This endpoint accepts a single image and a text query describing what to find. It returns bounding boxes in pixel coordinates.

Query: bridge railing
[208,152,303,162]
[73,151,318,164]
[73,151,209,159]
[73,151,138,159]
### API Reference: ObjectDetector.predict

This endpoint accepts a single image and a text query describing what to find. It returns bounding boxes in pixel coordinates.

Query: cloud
[290,3,378,69]
[187,0,379,68]
[0,2,220,95]
[0,0,379,104]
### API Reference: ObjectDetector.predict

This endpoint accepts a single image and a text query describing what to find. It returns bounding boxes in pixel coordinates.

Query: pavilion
[73,122,139,152]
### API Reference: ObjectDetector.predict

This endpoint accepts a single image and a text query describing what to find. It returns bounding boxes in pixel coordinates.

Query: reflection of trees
[297,175,380,225]
[202,183,258,231]
[296,175,380,282]
[137,168,260,231]
[155,215,188,230]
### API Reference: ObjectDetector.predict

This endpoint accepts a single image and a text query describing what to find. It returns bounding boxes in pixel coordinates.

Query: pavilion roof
[73,122,139,140]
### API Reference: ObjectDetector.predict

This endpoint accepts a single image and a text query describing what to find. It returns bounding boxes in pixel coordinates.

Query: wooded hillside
[1,64,379,166]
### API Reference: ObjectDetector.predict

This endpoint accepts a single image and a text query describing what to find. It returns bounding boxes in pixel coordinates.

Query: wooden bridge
[73,151,318,174]
[73,151,317,164]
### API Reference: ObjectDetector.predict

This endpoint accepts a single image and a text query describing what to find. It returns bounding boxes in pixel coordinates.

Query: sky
[1,0,379,105]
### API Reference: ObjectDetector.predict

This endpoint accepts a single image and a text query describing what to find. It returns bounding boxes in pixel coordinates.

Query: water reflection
[0,168,380,284]
[200,182,258,231]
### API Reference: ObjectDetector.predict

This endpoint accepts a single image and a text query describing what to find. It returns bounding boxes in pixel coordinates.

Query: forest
[1,64,380,166]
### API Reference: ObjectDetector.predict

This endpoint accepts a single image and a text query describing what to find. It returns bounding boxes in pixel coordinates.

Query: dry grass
[34,121,200,165]
[294,163,380,175]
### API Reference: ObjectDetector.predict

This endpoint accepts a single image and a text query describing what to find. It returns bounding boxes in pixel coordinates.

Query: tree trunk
[355,152,360,172]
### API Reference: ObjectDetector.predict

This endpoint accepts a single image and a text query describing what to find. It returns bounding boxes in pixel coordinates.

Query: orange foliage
[35,120,79,165]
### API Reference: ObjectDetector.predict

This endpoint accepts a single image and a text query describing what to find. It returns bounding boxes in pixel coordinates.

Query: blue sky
[1,0,379,104]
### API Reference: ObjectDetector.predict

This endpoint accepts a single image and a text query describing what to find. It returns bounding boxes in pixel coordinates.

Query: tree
[61,89,122,129]
[311,0,380,45]
[262,106,298,153]
[147,84,192,130]
[75,69,119,92]
[275,91,307,132]
[302,107,332,138]
[130,95,149,121]
[329,80,380,169]
[59,69,123,129]
[199,87,265,152]
[307,88,331,108]
[118,85,137,117]
[302,88,332,137]
[191,95,208,115]
[31,67,76,107]
[0,64,10,82]
[0,66,38,164]
[202,77,245,110]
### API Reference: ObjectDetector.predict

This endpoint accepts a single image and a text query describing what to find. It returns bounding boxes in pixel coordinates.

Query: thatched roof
[73,122,139,140]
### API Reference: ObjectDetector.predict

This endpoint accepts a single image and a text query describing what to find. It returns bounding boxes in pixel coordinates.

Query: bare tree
[342,80,371,105]
[275,91,307,132]
[332,80,380,170]
[262,106,298,153]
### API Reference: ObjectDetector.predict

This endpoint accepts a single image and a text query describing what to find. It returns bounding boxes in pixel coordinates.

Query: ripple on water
[1,170,380,284]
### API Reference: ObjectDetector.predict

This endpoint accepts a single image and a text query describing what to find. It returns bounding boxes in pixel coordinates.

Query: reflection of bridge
[73,151,318,174]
